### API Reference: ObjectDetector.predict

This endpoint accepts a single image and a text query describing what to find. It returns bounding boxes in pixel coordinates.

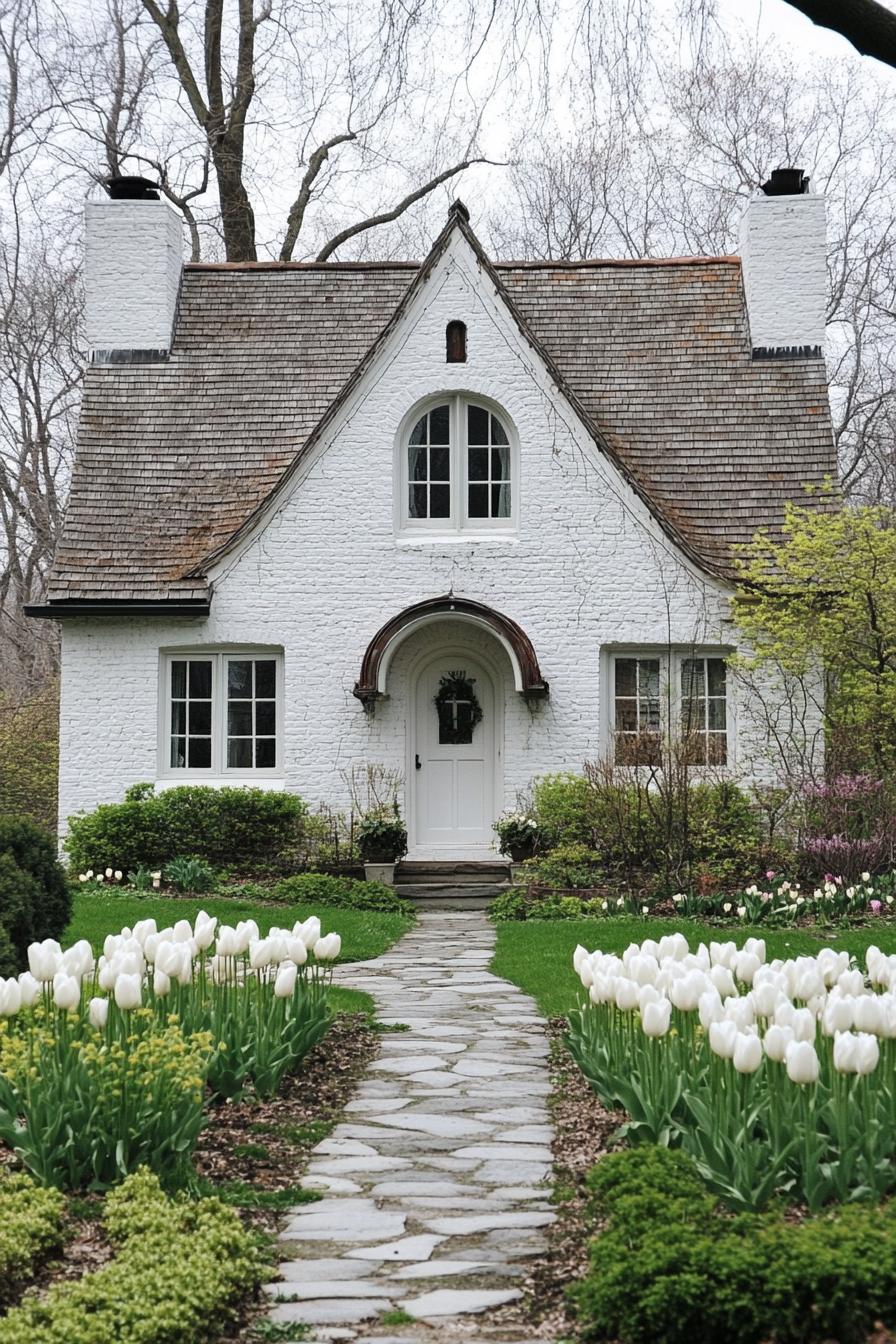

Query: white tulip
[709,1020,738,1059]
[61,939,94,978]
[629,954,658,987]
[723,996,755,1030]
[296,916,321,950]
[89,996,109,1030]
[709,965,736,999]
[669,972,704,1013]
[114,974,142,1011]
[637,983,661,1011]
[52,972,80,1012]
[709,941,737,970]
[314,933,342,962]
[579,961,594,989]
[855,1032,881,1075]
[641,999,672,1037]
[274,964,298,998]
[0,978,21,1016]
[743,937,766,964]
[733,1032,763,1074]
[16,971,40,1007]
[763,1023,794,1062]
[614,978,639,1012]
[154,942,182,977]
[173,919,193,943]
[193,913,218,952]
[573,944,589,974]
[735,952,761,986]
[837,969,866,997]
[215,926,239,958]
[852,996,882,1034]
[785,1039,820,1085]
[27,939,61,982]
[698,990,723,1030]
[752,982,779,1019]
[132,919,158,947]
[773,1000,796,1029]
[249,938,274,970]
[822,995,854,1036]
[285,938,308,967]
[795,968,824,1002]
[791,1008,817,1043]
[153,968,171,997]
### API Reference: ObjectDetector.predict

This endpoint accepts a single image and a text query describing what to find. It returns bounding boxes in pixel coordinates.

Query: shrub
[0,1172,66,1306]
[532,773,598,846]
[0,1168,265,1344]
[490,889,617,922]
[65,785,306,873]
[0,816,71,968]
[572,1146,896,1344]
[0,683,59,832]
[523,842,604,889]
[274,872,414,915]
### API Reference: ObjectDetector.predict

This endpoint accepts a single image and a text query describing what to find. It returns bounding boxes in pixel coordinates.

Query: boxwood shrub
[65,784,306,873]
[0,1168,265,1344]
[274,871,414,915]
[572,1145,896,1344]
[0,1171,65,1306]
[0,816,71,972]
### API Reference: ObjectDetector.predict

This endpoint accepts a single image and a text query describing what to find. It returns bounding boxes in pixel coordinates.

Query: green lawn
[492,916,896,1018]
[65,891,414,1016]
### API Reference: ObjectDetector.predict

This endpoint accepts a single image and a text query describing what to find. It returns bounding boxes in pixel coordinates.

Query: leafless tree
[496,35,896,501]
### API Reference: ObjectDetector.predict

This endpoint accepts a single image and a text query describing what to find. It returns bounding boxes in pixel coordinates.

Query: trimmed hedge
[65,785,306,873]
[572,1146,896,1344]
[0,1168,265,1344]
[0,816,71,971]
[274,872,414,915]
[0,1172,65,1306]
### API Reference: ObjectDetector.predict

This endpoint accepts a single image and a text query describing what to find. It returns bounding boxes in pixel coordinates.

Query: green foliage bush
[0,1171,65,1306]
[522,842,604,889]
[530,772,765,892]
[65,785,306,873]
[274,871,414,915]
[0,683,59,832]
[490,889,614,922]
[572,1146,896,1344]
[0,816,71,968]
[0,1168,265,1344]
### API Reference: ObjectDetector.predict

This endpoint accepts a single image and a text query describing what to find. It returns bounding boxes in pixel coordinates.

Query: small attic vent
[446,320,467,363]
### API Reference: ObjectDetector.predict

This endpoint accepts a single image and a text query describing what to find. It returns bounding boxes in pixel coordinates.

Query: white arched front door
[411,654,498,855]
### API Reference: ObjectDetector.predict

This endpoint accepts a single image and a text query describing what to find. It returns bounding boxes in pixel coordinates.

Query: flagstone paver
[261,911,555,1342]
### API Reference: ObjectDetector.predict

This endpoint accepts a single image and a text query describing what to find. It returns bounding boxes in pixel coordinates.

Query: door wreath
[434,670,483,745]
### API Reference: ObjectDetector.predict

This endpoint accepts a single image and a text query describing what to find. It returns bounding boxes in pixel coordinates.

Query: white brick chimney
[84,182,184,363]
[738,169,827,358]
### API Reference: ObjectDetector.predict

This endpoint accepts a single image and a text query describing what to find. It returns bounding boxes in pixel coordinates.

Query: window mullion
[454,394,463,532]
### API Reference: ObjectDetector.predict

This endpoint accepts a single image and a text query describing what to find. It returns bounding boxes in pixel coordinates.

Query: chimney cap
[761,168,810,197]
[102,175,161,201]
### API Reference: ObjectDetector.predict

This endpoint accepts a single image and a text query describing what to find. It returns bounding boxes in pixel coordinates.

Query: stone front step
[395,861,511,887]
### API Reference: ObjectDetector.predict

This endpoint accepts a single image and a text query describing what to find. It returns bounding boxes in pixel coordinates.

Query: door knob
[415,754,422,770]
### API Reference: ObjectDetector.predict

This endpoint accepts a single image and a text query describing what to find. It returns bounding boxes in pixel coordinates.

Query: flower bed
[0,1168,264,1344]
[0,909,341,1189]
[568,932,896,1211]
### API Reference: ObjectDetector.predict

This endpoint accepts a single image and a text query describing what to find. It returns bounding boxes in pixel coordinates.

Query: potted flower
[358,811,408,885]
[494,812,541,876]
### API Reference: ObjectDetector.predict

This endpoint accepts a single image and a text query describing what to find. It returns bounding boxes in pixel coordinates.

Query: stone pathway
[261,910,556,1343]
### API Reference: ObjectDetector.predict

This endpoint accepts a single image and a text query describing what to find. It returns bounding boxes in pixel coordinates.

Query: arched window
[446,320,467,363]
[402,395,515,535]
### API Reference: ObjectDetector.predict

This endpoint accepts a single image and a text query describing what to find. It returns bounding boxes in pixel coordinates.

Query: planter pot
[364,862,396,886]
[508,846,536,864]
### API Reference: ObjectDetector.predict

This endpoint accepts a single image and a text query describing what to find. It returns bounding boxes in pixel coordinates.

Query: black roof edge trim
[25,600,211,619]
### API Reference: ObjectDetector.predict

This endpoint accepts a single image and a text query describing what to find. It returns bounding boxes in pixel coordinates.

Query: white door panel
[413,656,496,850]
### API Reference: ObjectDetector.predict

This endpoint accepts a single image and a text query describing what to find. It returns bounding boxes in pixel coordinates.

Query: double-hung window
[164,651,281,776]
[402,395,515,535]
[610,651,730,766]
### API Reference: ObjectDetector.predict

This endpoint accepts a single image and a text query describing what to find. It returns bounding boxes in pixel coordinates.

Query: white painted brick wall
[738,192,827,353]
[58,228,821,847]
[84,200,184,355]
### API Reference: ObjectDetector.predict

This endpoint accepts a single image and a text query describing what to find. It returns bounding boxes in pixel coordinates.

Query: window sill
[156,775,286,791]
[395,532,519,548]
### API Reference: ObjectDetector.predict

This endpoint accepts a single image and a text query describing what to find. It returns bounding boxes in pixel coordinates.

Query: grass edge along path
[65,892,415,1017]
[492,916,896,1017]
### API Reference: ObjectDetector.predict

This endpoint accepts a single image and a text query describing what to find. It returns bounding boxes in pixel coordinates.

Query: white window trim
[395,392,519,540]
[158,648,284,780]
[602,646,735,770]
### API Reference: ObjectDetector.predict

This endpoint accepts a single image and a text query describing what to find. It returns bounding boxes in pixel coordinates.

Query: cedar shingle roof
[45,222,836,605]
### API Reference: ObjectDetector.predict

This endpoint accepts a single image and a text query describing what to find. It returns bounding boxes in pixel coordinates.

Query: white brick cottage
[32,176,835,859]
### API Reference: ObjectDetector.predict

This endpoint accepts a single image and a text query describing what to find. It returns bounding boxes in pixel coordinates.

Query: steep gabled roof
[39,205,837,609]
